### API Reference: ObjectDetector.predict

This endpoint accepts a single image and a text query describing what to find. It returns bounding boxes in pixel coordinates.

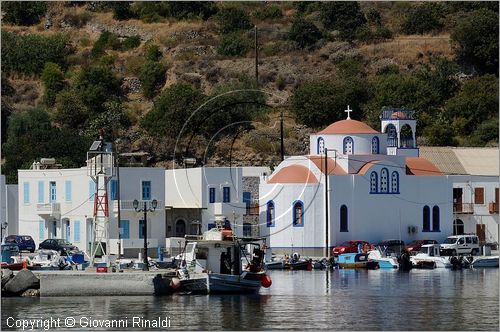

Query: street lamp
[133,199,158,271]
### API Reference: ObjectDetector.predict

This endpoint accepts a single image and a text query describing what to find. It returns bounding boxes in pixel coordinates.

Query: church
[259,107,453,257]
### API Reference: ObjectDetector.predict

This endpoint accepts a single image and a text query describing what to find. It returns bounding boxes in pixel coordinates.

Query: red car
[404,239,438,253]
[332,240,373,256]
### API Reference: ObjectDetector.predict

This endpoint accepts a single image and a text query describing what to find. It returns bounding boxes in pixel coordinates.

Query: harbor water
[2,268,499,330]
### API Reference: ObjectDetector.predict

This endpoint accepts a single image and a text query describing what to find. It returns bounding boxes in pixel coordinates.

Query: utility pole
[280,109,284,161]
[254,25,258,83]
[115,151,122,260]
[324,148,329,258]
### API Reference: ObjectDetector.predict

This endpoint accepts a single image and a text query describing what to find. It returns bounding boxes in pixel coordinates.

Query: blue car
[4,235,36,252]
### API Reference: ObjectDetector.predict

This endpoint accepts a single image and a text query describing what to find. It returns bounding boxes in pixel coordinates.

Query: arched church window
[370,172,378,193]
[340,205,348,232]
[371,137,379,154]
[343,136,354,155]
[266,201,275,227]
[423,206,430,231]
[293,201,304,227]
[317,137,325,155]
[380,168,389,193]
[432,206,440,231]
[391,171,399,193]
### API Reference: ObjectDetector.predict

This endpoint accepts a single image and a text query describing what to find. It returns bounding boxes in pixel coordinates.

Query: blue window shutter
[74,220,80,242]
[38,181,44,203]
[65,181,72,202]
[23,182,30,204]
[139,220,145,238]
[89,181,96,201]
[223,187,230,203]
[110,180,117,200]
[209,188,215,203]
[49,182,56,203]
[120,220,130,239]
[243,192,251,208]
[39,220,44,240]
[142,181,151,200]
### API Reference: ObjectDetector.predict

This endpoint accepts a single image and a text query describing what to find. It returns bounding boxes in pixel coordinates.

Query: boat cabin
[419,244,441,257]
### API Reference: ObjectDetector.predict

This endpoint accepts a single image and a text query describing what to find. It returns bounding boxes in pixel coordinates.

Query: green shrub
[215,7,253,33]
[356,25,393,43]
[74,66,122,113]
[130,1,217,22]
[253,5,283,20]
[53,90,89,129]
[366,8,382,26]
[121,35,141,51]
[2,1,47,25]
[1,30,71,74]
[139,61,167,98]
[107,1,136,20]
[451,8,498,74]
[62,11,91,28]
[145,44,162,61]
[217,33,249,57]
[41,63,65,106]
[401,2,444,34]
[319,2,367,40]
[91,31,121,58]
[288,17,322,49]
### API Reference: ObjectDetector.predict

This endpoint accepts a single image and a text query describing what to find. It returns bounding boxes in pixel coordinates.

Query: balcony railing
[112,200,163,212]
[245,203,259,216]
[36,203,61,217]
[489,202,499,214]
[381,108,415,120]
[453,203,473,214]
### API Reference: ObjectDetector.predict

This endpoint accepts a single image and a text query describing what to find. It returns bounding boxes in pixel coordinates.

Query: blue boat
[338,253,379,269]
[367,250,399,269]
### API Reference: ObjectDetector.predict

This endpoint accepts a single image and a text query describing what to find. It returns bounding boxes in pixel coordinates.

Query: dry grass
[359,34,454,65]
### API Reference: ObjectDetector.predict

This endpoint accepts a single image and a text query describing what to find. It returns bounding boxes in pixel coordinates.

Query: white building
[259,108,453,257]
[17,163,165,257]
[165,167,247,237]
[1,175,18,241]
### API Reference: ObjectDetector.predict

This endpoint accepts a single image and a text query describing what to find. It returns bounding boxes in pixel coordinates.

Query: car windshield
[443,238,457,244]
[56,239,71,245]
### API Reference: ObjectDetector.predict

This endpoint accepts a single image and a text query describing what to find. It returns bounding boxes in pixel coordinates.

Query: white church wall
[310,134,387,156]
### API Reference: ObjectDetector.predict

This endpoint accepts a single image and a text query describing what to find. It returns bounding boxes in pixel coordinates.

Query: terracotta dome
[317,119,379,135]
[268,165,319,184]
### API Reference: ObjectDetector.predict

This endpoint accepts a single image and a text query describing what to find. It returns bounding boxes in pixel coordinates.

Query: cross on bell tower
[345,105,353,120]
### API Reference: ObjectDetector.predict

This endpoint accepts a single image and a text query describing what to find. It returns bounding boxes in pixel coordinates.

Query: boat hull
[180,272,262,294]
[472,256,499,268]
[265,261,284,270]
[373,258,398,269]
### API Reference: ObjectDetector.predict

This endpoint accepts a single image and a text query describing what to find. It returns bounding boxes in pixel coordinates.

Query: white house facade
[260,109,453,257]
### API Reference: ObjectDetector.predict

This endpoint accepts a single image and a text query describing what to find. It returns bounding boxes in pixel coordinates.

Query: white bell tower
[380,108,419,157]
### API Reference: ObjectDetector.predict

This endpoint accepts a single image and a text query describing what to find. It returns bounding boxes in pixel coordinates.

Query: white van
[440,235,480,256]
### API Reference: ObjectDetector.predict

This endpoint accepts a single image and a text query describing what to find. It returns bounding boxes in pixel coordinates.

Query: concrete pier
[38,271,177,297]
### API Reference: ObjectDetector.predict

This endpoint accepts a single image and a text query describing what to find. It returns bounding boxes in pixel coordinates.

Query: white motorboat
[471,256,499,268]
[411,244,452,268]
[368,249,399,269]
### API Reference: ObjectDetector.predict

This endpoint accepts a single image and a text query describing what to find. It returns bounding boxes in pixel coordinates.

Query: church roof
[317,119,379,135]
[306,156,347,175]
[405,157,443,176]
[267,165,319,184]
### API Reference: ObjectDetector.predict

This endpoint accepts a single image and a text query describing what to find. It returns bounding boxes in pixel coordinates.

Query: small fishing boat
[283,253,313,271]
[411,244,451,269]
[178,222,271,294]
[368,250,399,269]
[471,256,499,268]
[264,260,284,270]
[338,253,379,269]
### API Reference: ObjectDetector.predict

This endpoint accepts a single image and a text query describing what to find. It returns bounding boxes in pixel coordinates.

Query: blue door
[49,182,56,203]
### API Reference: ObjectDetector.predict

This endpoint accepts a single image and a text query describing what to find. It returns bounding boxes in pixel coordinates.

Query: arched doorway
[453,219,464,235]
[175,220,186,237]
[384,124,397,147]
[400,124,414,148]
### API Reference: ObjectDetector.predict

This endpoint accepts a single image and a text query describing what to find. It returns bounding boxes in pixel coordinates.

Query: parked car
[4,235,36,252]
[332,240,373,256]
[405,239,438,253]
[377,240,406,257]
[39,239,78,255]
[440,235,480,256]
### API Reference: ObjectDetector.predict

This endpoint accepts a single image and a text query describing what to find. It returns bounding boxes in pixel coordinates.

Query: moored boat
[368,250,399,269]
[410,244,451,269]
[264,260,284,270]
[338,253,379,269]
[471,256,499,268]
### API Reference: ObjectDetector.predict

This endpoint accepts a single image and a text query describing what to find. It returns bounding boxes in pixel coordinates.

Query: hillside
[1,1,498,183]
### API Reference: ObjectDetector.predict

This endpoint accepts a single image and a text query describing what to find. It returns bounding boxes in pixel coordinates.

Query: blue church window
[391,171,399,193]
[380,168,389,193]
[317,137,325,154]
[292,201,304,227]
[423,206,430,232]
[371,137,379,154]
[266,201,275,227]
[370,172,378,193]
[343,136,354,155]
[340,205,348,232]
[432,206,440,231]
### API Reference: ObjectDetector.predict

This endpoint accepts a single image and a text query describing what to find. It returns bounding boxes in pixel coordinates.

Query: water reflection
[2,269,498,330]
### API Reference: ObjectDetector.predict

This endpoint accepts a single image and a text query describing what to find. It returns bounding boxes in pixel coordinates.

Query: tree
[401,2,444,34]
[450,8,499,74]
[215,7,252,34]
[2,1,47,25]
[53,90,89,129]
[217,32,249,56]
[139,60,167,99]
[84,101,131,139]
[291,78,369,128]
[288,17,322,49]
[41,63,65,106]
[141,83,206,137]
[74,66,122,113]
[319,1,366,40]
